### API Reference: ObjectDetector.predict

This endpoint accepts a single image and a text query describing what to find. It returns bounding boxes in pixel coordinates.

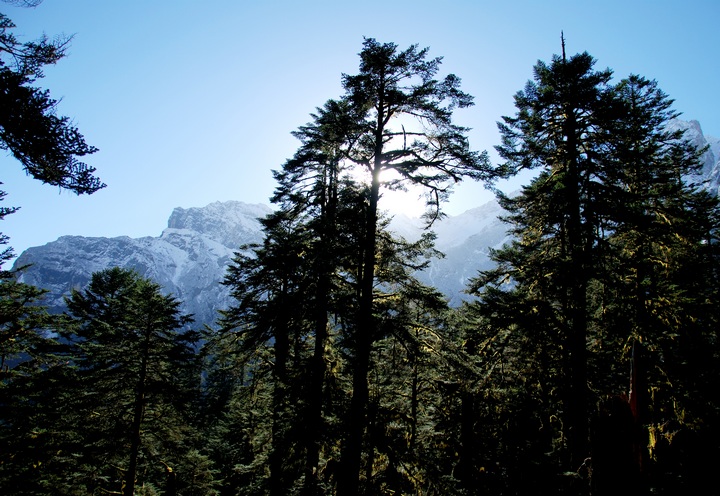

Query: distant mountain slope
[13,120,719,327]
[14,196,503,324]
[668,119,720,194]
[14,202,270,327]
[389,199,512,306]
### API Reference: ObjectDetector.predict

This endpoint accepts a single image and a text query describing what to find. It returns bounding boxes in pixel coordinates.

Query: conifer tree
[272,99,360,495]
[0,11,103,195]
[490,47,613,470]
[0,278,77,494]
[333,38,490,494]
[590,75,720,493]
[61,268,201,495]
[220,209,317,495]
[0,8,102,275]
[470,47,720,492]
[216,173,369,495]
[216,37,492,491]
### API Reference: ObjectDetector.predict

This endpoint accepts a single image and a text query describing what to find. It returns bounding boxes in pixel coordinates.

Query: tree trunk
[302,169,337,495]
[456,389,476,490]
[124,331,151,496]
[269,291,291,496]
[563,102,590,471]
[337,161,382,495]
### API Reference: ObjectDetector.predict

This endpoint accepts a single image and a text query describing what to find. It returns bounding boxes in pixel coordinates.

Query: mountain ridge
[13,120,720,327]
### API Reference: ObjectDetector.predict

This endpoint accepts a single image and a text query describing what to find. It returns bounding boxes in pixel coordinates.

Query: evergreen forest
[1,11,719,496]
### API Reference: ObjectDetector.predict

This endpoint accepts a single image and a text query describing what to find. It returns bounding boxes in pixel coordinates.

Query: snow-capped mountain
[13,197,506,325]
[14,202,271,327]
[12,120,719,327]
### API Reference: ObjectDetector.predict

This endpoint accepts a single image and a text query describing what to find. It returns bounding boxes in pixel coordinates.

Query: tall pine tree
[334,39,490,494]
[490,47,613,470]
[469,45,720,493]
[61,268,201,495]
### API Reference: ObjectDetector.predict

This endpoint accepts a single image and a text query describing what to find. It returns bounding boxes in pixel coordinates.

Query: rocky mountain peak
[166,201,271,249]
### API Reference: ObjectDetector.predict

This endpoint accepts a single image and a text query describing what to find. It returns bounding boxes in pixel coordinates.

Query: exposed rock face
[14,201,270,327]
[14,196,505,324]
[13,120,719,327]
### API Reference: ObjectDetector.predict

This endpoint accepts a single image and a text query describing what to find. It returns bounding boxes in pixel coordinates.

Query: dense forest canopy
[1,15,718,496]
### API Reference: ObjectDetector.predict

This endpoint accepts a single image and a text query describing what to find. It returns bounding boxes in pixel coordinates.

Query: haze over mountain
[12,120,719,327]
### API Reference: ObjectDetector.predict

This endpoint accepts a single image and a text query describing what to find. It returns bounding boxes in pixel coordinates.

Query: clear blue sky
[2,0,719,258]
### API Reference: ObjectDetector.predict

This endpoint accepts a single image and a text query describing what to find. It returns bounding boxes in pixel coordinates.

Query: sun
[379,185,427,218]
[342,164,429,218]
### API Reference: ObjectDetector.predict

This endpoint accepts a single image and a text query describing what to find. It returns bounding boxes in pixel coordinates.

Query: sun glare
[339,113,436,218]
[378,172,427,218]
[342,164,428,218]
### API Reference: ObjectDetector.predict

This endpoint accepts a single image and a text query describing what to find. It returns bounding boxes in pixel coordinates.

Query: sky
[1,0,719,259]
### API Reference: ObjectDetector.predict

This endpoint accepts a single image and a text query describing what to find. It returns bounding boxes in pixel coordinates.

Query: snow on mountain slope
[14,202,270,327]
[387,200,512,306]
[167,201,270,249]
[14,195,507,327]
